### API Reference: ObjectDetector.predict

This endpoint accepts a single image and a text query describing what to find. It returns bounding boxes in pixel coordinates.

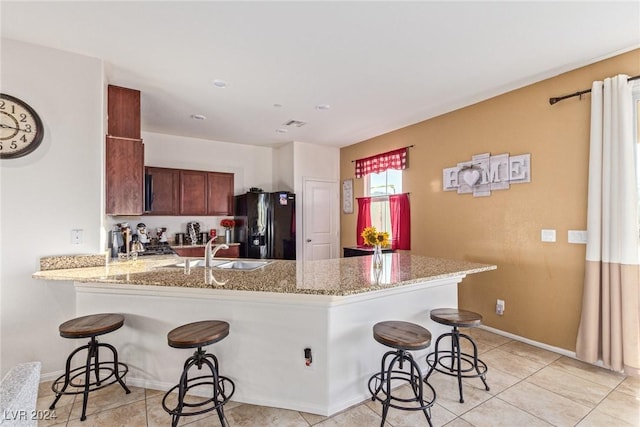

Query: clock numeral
[24,124,32,133]
[19,113,27,122]
[0,141,19,151]
[0,102,16,113]
[20,134,27,143]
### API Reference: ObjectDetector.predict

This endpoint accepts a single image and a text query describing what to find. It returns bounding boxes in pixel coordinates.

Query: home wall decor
[443,153,530,197]
[342,179,353,213]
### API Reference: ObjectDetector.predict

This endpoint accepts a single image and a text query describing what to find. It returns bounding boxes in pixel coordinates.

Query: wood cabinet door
[146,167,179,215]
[107,85,140,139]
[105,136,144,215]
[207,172,234,215]
[173,247,205,257]
[179,170,207,215]
[213,245,239,258]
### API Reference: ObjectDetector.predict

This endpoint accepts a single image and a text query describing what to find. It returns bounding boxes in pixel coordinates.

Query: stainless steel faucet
[204,240,230,268]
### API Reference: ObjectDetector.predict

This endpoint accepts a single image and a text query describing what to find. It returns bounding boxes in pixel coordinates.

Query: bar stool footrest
[426,351,488,380]
[368,370,436,413]
[50,362,130,397]
[162,375,235,419]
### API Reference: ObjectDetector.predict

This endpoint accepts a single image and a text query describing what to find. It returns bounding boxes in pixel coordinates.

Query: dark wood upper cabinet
[105,85,144,215]
[207,172,234,215]
[107,85,141,139]
[177,170,235,216]
[105,136,144,215]
[105,85,235,217]
[146,167,179,215]
[179,170,208,215]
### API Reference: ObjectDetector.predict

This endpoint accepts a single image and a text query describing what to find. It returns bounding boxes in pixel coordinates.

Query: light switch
[568,230,588,244]
[541,229,556,242]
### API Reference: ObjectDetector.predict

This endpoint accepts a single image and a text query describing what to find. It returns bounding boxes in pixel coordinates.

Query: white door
[303,178,339,260]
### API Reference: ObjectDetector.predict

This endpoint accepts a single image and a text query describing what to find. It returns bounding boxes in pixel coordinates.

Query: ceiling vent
[283,120,307,127]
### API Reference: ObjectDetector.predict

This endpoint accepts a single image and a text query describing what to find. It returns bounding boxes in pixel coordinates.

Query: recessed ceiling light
[315,104,331,111]
[191,114,206,120]
[212,79,228,88]
[273,103,282,108]
[275,128,288,133]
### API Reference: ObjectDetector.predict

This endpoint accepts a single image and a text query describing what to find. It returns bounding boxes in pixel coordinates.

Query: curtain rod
[356,192,411,199]
[549,74,640,105]
[350,145,414,163]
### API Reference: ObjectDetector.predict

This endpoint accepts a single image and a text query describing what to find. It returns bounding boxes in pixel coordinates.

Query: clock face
[0,93,44,159]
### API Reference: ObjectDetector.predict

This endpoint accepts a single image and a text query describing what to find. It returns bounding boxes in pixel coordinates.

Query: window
[355,147,411,250]
[365,169,402,239]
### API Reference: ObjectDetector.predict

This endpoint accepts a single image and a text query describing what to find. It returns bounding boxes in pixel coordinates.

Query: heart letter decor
[462,169,480,186]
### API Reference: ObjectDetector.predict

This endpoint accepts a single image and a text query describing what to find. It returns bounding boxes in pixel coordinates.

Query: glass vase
[373,244,383,269]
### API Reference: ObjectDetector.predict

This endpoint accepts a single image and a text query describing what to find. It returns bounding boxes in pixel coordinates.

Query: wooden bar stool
[368,321,436,427]
[424,308,489,403]
[162,320,235,427]
[49,313,131,421]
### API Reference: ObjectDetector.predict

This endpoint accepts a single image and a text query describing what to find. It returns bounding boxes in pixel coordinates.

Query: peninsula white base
[74,275,464,416]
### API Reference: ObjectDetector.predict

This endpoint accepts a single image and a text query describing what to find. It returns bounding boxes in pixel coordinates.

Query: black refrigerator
[234,191,296,259]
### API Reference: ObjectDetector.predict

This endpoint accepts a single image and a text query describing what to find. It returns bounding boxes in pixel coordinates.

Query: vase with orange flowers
[220,219,236,244]
[361,226,390,269]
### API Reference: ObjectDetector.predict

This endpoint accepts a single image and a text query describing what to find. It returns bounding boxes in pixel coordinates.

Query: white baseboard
[478,324,578,359]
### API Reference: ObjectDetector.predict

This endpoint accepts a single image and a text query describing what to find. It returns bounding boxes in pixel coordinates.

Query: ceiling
[2,2,639,148]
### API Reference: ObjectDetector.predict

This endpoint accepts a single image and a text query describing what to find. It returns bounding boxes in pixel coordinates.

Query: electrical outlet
[568,230,588,244]
[496,299,505,315]
[541,229,556,242]
[71,229,83,244]
[303,347,314,370]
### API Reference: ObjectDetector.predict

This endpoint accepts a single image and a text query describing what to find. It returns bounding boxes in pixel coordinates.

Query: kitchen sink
[214,260,271,271]
[162,259,270,271]
[166,259,225,268]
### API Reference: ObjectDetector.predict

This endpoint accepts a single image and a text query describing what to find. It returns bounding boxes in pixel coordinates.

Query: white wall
[292,141,340,190]
[292,142,340,260]
[272,142,294,192]
[104,131,274,240]
[0,39,104,376]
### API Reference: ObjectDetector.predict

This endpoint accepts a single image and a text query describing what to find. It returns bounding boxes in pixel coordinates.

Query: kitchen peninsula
[33,253,495,416]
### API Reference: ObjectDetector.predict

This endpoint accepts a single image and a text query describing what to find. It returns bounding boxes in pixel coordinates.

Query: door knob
[306,239,312,242]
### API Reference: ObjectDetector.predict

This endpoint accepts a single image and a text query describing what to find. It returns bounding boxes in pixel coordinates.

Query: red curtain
[356,197,372,246]
[389,193,410,250]
[355,147,408,178]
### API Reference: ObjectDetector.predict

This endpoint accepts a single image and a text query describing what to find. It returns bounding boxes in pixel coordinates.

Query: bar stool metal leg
[370,349,435,427]
[50,337,131,421]
[162,346,235,427]
[425,327,489,403]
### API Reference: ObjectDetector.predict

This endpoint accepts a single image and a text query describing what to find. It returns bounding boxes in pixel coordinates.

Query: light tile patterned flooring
[36,329,639,426]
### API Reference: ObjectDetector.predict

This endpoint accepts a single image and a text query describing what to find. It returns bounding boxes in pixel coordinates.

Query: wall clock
[0,93,44,159]
[342,179,353,214]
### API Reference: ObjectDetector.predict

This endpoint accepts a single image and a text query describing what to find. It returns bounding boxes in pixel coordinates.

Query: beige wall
[340,49,640,352]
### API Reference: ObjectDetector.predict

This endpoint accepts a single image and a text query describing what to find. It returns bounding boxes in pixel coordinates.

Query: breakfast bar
[33,253,495,416]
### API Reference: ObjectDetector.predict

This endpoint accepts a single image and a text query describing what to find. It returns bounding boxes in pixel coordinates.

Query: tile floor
[36,329,639,426]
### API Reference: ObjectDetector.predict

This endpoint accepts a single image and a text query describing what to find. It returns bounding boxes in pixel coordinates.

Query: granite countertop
[32,253,496,297]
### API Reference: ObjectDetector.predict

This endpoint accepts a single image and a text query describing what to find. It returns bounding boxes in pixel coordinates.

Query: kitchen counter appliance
[139,243,176,256]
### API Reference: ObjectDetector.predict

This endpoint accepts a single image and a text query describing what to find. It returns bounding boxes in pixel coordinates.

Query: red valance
[355,147,408,178]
